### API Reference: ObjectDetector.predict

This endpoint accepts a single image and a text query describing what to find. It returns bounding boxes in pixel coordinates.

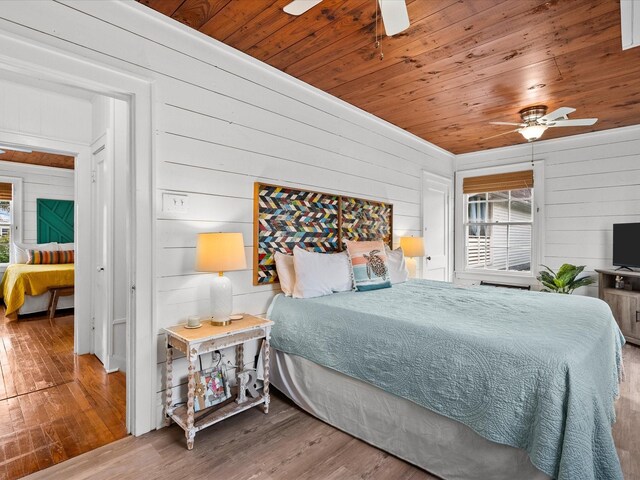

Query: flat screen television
[613,223,640,269]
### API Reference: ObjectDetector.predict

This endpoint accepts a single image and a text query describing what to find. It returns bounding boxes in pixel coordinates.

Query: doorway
[0,75,131,477]
[0,27,156,442]
[422,171,453,281]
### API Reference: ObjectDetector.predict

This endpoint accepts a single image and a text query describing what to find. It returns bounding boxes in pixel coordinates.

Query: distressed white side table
[162,314,273,450]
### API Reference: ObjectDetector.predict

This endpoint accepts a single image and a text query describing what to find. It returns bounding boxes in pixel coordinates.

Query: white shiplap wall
[456,125,640,296]
[0,1,454,428]
[0,78,85,246]
[0,77,91,145]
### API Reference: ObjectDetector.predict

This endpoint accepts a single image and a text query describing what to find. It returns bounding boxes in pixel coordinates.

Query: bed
[266,279,624,480]
[0,263,74,317]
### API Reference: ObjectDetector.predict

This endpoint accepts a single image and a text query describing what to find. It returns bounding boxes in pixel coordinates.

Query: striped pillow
[27,250,74,265]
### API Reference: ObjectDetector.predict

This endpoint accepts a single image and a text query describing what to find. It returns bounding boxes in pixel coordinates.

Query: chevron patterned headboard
[37,198,74,244]
[253,182,392,285]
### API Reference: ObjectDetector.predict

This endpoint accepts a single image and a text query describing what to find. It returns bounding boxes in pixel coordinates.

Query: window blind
[0,183,12,201]
[463,170,533,194]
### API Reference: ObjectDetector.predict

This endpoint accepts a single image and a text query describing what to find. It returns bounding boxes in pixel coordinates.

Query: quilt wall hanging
[37,198,74,243]
[253,182,393,285]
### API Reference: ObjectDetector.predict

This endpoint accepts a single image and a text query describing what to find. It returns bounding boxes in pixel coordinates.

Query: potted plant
[537,264,595,294]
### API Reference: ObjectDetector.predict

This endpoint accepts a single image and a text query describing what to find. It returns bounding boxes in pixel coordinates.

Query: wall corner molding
[621,0,640,50]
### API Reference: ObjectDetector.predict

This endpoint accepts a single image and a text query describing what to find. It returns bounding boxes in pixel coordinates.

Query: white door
[91,137,113,369]
[422,172,452,281]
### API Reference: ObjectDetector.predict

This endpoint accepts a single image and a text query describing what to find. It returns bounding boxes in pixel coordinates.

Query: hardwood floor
[22,345,640,480]
[613,344,640,479]
[0,311,126,480]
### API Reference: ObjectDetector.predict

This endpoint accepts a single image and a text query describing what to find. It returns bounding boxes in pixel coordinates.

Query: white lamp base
[210,273,233,325]
[406,257,418,279]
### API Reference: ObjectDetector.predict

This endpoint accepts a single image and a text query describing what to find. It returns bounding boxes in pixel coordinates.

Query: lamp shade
[519,125,547,142]
[196,232,247,273]
[400,236,425,257]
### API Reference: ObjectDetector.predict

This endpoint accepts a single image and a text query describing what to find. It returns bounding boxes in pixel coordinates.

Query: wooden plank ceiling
[138,0,640,154]
[0,150,74,169]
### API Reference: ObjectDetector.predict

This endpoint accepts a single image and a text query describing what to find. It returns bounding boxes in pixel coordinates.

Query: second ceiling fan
[487,106,598,142]
[283,0,410,36]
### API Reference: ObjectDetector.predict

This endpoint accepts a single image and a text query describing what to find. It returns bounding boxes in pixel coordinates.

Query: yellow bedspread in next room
[0,264,74,315]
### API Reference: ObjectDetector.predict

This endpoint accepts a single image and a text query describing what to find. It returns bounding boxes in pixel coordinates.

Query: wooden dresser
[596,269,640,346]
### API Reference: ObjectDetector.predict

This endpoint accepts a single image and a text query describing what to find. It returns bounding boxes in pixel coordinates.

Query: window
[0,178,22,267]
[462,170,534,273]
[0,183,12,264]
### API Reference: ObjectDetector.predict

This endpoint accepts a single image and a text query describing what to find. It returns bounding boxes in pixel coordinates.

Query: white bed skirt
[271,349,550,480]
[19,292,74,315]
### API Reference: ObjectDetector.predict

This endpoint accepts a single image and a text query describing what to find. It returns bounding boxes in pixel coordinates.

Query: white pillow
[292,247,353,299]
[274,252,296,297]
[385,246,409,284]
[12,242,58,264]
[58,242,75,251]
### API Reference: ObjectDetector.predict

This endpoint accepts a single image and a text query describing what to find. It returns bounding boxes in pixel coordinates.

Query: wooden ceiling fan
[283,0,410,36]
[486,106,598,142]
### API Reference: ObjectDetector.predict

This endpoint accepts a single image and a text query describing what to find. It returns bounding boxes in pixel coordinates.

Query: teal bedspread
[267,279,624,480]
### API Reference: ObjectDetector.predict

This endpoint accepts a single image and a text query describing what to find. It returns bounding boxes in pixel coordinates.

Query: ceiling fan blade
[547,118,598,127]
[539,107,576,123]
[490,121,526,126]
[379,0,410,36]
[481,129,520,141]
[283,0,323,15]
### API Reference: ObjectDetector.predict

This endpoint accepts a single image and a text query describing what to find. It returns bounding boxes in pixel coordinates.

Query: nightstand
[162,314,274,450]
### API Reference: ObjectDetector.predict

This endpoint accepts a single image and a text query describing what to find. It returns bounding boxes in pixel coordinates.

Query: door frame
[0,133,92,352]
[0,175,23,261]
[0,31,155,435]
[421,170,454,282]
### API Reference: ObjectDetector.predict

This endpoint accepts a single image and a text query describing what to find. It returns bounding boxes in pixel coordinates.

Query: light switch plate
[162,193,189,213]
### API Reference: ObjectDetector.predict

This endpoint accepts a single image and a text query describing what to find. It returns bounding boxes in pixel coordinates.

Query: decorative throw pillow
[13,242,58,264]
[344,240,391,291]
[274,252,296,296]
[292,247,353,299]
[385,246,409,284]
[57,250,75,264]
[27,249,74,265]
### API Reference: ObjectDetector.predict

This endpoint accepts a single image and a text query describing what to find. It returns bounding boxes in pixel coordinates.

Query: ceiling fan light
[519,125,547,142]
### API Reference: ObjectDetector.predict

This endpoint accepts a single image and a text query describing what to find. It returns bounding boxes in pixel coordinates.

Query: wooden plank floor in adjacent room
[22,345,640,480]
[0,310,126,480]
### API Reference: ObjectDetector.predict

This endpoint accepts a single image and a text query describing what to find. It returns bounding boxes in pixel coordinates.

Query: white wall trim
[0,28,156,436]
[621,0,640,50]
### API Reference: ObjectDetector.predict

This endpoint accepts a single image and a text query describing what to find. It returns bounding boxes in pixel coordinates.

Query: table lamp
[400,236,425,278]
[196,232,247,326]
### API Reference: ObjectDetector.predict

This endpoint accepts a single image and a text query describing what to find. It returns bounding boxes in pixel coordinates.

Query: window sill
[455,270,539,288]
